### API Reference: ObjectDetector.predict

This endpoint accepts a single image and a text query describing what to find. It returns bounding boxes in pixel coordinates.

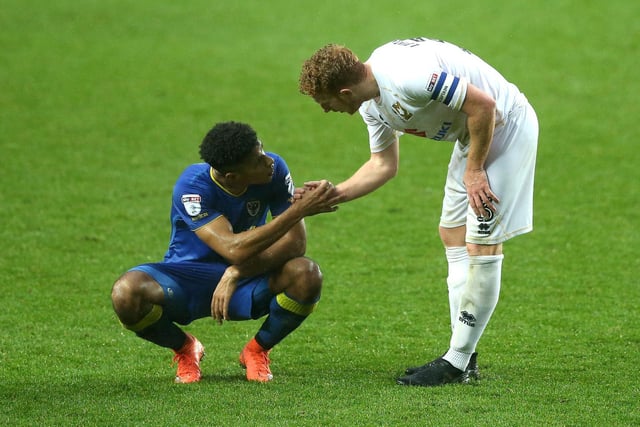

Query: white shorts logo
[181,194,202,216]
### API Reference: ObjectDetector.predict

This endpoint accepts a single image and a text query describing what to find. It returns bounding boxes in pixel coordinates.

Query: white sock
[444,254,504,370]
[446,247,469,331]
[443,349,472,371]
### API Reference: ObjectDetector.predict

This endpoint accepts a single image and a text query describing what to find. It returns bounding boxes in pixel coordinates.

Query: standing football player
[111,121,337,383]
[299,37,538,386]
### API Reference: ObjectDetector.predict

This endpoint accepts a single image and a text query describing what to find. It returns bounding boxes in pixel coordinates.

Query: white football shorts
[439,97,539,245]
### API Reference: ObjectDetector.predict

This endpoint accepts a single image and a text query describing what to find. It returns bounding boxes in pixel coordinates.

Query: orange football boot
[172,333,205,384]
[239,338,273,382]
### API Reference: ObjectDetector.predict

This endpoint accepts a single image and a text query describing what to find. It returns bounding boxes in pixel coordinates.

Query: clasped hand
[293,179,341,212]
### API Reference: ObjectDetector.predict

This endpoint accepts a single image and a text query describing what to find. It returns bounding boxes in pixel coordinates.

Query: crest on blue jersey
[181,194,202,216]
[247,200,260,216]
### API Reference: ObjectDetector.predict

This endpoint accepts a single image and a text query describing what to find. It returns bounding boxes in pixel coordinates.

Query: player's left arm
[461,83,500,218]
[211,218,307,323]
[211,220,307,323]
[235,219,307,277]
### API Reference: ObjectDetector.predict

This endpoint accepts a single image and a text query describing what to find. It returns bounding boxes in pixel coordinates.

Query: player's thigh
[129,262,226,325]
[440,141,468,231]
[485,104,538,198]
[227,276,272,320]
[467,104,538,245]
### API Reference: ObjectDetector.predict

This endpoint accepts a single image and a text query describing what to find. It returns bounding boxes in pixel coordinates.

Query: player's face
[313,91,360,115]
[236,142,275,185]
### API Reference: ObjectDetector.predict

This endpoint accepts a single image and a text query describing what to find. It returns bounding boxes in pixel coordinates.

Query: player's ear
[224,171,239,181]
[338,88,353,98]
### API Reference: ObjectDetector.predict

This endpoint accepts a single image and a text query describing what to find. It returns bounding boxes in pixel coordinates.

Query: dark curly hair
[299,44,366,96]
[199,121,259,173]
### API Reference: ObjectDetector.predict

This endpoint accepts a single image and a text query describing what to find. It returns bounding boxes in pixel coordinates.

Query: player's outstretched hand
[294,179,339,216]
[293,186,306,201]
[302,180,342,204]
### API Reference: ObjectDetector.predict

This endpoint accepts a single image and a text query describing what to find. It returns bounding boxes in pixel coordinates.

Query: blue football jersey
[164,153,294,264]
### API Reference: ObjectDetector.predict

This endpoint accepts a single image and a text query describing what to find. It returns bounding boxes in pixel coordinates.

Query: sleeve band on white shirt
[430,72,464,109]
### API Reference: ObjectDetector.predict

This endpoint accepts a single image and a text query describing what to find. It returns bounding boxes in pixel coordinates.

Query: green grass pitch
[1,0,638,425]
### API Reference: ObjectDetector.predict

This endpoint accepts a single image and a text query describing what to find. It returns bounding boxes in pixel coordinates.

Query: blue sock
[255,293,318,349]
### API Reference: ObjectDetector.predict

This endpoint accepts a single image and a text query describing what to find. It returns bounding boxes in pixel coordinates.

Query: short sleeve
[268,154,295,217]
[172,169,222,231]
[423,71,468,111]
[360,103,401,153]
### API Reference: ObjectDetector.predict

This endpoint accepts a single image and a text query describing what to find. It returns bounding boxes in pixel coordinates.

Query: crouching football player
[111,121,337,383]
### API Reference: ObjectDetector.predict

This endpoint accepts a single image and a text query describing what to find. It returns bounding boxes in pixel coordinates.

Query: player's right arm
[304,138,399,205]
[333,141,399,203]
[195,180,336,266]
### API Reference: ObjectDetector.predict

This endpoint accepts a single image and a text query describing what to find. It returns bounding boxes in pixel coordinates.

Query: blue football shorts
[129,261,273,325]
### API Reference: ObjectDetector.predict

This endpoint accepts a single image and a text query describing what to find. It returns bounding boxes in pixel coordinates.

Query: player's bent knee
[440,225,466,247]
[111,271,165,328]
[284,257,323,300]
[467,242,503,256]
[111,271,163,308]
[298,258,323,289]
[111,275,135,311]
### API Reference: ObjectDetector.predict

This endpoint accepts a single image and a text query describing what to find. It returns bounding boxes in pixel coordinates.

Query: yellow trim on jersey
[210,167,247,196]
[276,293,318,316]
[123,304,163,332]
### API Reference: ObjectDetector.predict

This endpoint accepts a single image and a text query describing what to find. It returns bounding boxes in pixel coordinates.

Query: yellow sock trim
[276,293,318,316]
[123,304,163,332]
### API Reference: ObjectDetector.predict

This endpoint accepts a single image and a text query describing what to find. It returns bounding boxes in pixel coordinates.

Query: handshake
[292,179,341,216]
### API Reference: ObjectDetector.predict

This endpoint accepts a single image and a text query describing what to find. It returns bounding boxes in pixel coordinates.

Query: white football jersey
[361,38,524,153]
